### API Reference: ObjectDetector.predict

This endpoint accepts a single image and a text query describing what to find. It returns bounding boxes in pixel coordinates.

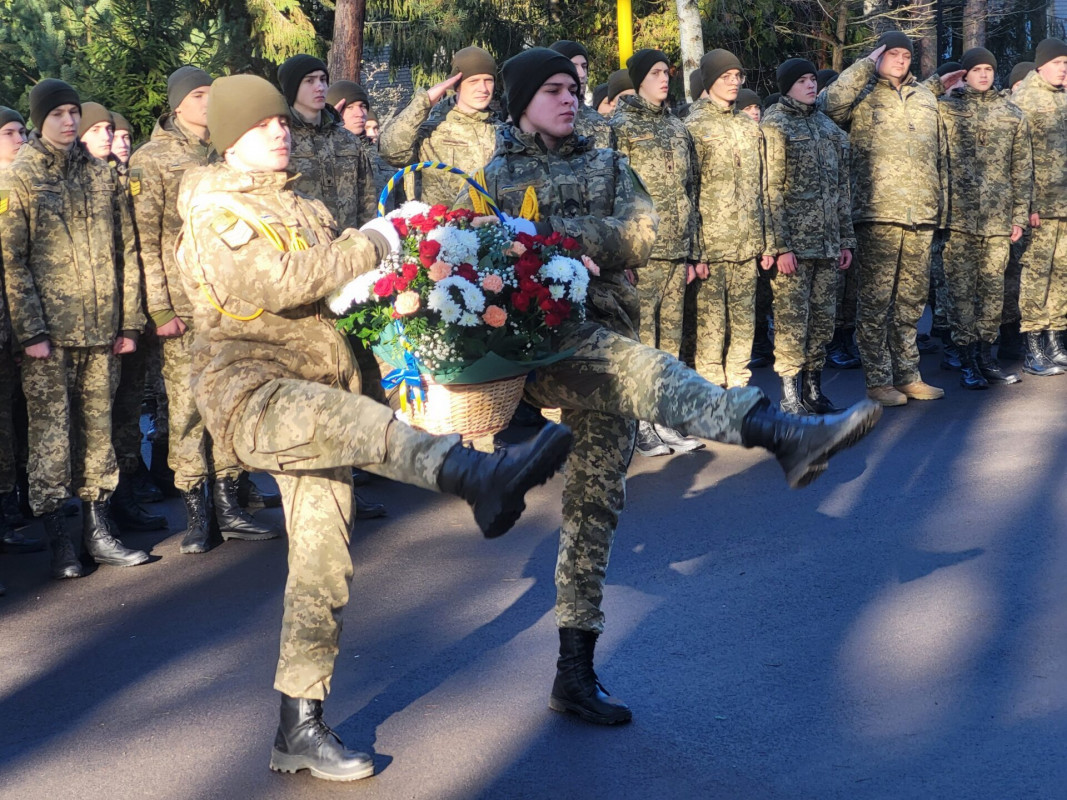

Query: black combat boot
[997,321,1024,361]
[179,482,217,554]
[1044,330,1067,367]
[236,471,282,509]
[1,489,27,530]
[148,437,180,498]
[939,332,962,370]
[801,370,842,414]
[0,513,44,553]
[653,424,705,453]
[749,317,774,369]
[779,374,806,415]
[44,510,83,579]
[916,332,940,354]
[548,628,632,725]
[436,422,573,538]
[634,421,670,457]
[978,341,1020,385]
[82,500,150,567]
[269,695,374,781]
[213,476,282,541]
[354,492,386,519]
[130,454,164,504]
[826,327,860,369]
[1023,331,1064,376]
[958,343,990,390]
[111,472,168,532]
[740,397,883,489]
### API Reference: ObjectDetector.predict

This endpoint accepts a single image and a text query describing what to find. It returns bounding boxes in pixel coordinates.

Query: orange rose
[428,260,453,281]
[481,274,505,293]
[394,291,421,315]
[482,305,507,328]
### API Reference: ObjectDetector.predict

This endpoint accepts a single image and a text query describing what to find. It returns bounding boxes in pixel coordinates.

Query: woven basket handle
[377,160,506,221]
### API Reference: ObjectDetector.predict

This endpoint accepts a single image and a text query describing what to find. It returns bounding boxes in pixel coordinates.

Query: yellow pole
[617,0,633,68]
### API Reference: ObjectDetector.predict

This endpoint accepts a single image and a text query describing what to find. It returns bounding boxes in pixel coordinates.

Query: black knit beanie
[1009,61,1035,88]
[0,106,25,130]
[502,47,579,123]
[77,102,114,137]
[326,80,370,109]
[763,92,780,110]
[450,47,497,80]
[277,55,329,106]
[29,79,81,131]
[591,82,609,111]
[549,41,589,63]
[627,49,670,93]
[735,88,761,111]
[700,49,743,93]
[875,31,914,57]
[816,69,838,91]
[606,69,633,101]
[688,68,704,100]
[961,48,997,74]
[1036,38,1067,68]
[777,58,818,96]
[168,66,212,111]
[208,74,291,155]
[936,61,962,77]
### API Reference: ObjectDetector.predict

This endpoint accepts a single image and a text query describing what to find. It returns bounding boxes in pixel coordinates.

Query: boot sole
[1022,366,1065,376]
[548,695,633,725]
[269,750,374,781]
[91,552,150,567]
[220,530,282,542]
[787,400,883,489]
[478,424,574,539]
[634,446,670,457]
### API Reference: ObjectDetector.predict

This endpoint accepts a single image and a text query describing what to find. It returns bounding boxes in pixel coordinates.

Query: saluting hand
[428,74,462,104]
[867,45,887,65]
[939,70,966,91]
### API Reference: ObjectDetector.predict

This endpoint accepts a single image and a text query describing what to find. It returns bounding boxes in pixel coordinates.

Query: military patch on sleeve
[211,209,256,250]
[0,190,8,215]
[128,168,142,197]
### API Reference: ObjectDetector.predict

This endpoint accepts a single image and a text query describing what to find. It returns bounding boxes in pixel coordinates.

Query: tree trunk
[918,23,937,77]
[962,0,986,49]
[329,0,366,83]
[833,0,849,72]
[676,0,704,100]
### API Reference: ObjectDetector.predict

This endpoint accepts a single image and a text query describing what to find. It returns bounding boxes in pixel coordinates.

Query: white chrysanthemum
[387,200,430,219]
[327,268,388,315]
[549,284,565,300]
[568,264,590,303]
[458,311,482,327]
[428,286,462,323]
[427,226,480,266]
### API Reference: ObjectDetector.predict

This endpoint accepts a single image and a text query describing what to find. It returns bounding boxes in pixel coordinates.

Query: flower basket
[399,374,528,439]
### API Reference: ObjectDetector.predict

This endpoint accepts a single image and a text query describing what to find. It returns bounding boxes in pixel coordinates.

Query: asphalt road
[2,347,1065,800]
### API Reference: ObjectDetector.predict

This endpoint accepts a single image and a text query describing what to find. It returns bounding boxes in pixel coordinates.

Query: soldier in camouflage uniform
[325,79,395,199]
[762,59,856,415]
[0,80,149,578]
[685,49,773,388]
[379,47,501,207]
[131,66,280,553]
[1009,39,1067,376]
[549,40,614,148]
[819,32,948,407]
[458,48,882,727]
[173,75,573,780]
[611,48,704,455]
[938,47,1031,389]
[599,69,635,119]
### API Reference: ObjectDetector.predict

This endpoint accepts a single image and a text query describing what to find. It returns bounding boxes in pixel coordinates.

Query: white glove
[359,216,401,253]
[503,214,537,237]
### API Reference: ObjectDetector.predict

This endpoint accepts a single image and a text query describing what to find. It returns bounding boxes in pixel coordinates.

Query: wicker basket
[398,374,527,440]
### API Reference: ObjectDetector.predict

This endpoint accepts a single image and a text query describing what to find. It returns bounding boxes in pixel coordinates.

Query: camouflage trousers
[524,320,764,633]
[854,223,934,389]
[691,260,757,387]
[636,258,686,358]
[111,338,148,475]
[161,334,239,491]
[941,231,1009,346]
[929,231,949,332]
[0,345,17,494]
[1018,218,1067,333]
[771,258,839,377]
[834,258,860,329]
[229,378,458,700]
[1003,233,1027,326]
[20,345,120,515]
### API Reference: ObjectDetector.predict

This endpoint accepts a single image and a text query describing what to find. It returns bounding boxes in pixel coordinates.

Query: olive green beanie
[208,75,291,155]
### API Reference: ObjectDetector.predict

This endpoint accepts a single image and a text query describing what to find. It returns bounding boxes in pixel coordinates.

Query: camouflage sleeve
[547,153,657,272]
[921,73,948,97]
[1011,116,1034,228]
[184,205,383,314]
[0,171,48,345]
[757,129,772,258]
[115,184,146,334]
[378,89,433,168]
[684,129,702,262]
[837,133,856,250]
[818,58,876,127]
[937,108,949,228]
[129,151,174,324]
[761,120,791,255]
[608,117,631,160]
[685,116,709,262]
[357,144,380,226]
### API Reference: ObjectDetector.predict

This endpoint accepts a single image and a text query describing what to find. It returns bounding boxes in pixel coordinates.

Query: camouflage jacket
[0,165,10,349]
[761,95,855,258]
[819,59,946,227]
[684,98,767,263]
[378,89,500,207]
[289,104,378,230]
[0,134,143,348]
[1009,70,1067,219]
[129,114,214,327]
[938,85,1032,236]
[174,163,383,465]
[456,126,657,338]
[611,94,700,261]
[575,103,614,149]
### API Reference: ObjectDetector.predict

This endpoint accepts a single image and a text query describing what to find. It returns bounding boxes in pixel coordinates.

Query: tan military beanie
[208,75,290,155]
[78,102,114,137]
[450,47,497,80]
[112,111,132,133]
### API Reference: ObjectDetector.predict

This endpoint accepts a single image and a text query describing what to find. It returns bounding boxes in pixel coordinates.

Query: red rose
[392,218,409,238]
[455,263,478,282]
[429,203,449,220]
[447,208,475,223]
[545,231,562,246]
[373,275,395,297]
[555,299,572,317]
[518,276,540,294]
[512,292,531,312]
[545,311,565,327]
[561,236,580,251]
[539,296,554,312]
[516,232,536,248]
[401,263,419,282]
[415,216,438,233]
[418,239,442,266]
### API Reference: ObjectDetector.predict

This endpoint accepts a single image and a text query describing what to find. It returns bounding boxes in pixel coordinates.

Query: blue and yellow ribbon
[377,161,505,221]
[379,321,426,414]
